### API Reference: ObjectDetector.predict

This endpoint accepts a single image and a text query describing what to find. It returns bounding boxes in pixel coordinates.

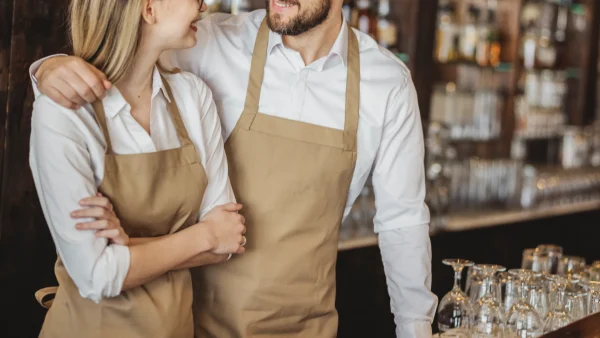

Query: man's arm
[30,55,112,108]
[29,13,219,109]
[372,76,438,337]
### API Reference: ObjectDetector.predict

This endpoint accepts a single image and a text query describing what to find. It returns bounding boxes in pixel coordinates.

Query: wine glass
[468,266,502,305]
[521,249,551,275]
[437,259,475,334]
[528,282,549,319]
[535,244,563,274]
[583,280,600,315]
[505,269,543,338]
[498,272,519,316]
[543,275,575,333]
[564,289,588,321]
[472,264,506,338]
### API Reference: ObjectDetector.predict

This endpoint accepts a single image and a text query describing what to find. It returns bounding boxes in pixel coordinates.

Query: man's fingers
[77,62,109,100]
[55,78,87,107]
[45,87,79,110]
[67,68,101,103]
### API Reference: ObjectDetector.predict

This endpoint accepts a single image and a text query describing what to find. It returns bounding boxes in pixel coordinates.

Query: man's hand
[36,56,112,109]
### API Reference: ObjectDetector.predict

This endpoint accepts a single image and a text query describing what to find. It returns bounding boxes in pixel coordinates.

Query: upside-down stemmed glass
[583,280,600,315]
[437,259,475,334]
[472,264,506,338]
[505,269,543,338]
[542,275,575,334]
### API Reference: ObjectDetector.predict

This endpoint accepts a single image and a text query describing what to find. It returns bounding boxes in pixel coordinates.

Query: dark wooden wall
[0,1,71,337]
[1,0,600,337]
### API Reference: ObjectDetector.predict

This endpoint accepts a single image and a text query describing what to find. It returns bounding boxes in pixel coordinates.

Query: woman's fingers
[71,206,113,219]
[75,219,114,230]
[79,195,113,210]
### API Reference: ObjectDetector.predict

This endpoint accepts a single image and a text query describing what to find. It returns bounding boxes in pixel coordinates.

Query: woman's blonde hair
[70,0,144,83]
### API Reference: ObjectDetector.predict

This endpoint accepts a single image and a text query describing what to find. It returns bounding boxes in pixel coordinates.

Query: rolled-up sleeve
[29,96,130,303]
[372,77,438,337]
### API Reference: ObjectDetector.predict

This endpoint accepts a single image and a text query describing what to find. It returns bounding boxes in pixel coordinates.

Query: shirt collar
[102,66,171,118]
[266,18,350,68]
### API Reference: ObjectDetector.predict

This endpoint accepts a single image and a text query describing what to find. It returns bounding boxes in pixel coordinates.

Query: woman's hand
[199,203,247,256]
[71,193,129,246]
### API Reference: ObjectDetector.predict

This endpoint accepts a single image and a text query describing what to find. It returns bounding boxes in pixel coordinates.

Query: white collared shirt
[29,68,234,302]
[30,10,437,337]
[165,11,437,337]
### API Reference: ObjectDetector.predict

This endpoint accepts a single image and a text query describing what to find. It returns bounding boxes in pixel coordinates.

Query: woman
[29,0,245,336]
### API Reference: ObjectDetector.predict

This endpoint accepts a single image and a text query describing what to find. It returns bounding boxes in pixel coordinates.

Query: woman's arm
[73,198,244,275]
[30,97,130,302]
[31,97,244,301]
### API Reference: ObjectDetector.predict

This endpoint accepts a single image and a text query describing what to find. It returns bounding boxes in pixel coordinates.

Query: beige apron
[193,19,360,337]
[38,75,208,338]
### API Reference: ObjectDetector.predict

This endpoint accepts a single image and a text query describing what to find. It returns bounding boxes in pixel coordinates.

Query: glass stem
[484,276,493,297]
[557,288,566,310]
[520,279,529,301]
[453,267,462,292]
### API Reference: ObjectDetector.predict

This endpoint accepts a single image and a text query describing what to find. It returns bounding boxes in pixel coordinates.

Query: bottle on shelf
[203,0,223,16]
[521,22,538,70]
[475,6,491,67]
[230,0,252,15]
[376,0,397,51]
[342,2,352,23]
[459,5,480,62]
[488,28,502,68]
[536,30,557,69]
[355,0,376,39]
[435,0,458,63]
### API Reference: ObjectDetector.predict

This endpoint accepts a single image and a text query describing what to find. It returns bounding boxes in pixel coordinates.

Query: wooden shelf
[338,234,378,251]
[442,199,600,232]
[337,199,600,251]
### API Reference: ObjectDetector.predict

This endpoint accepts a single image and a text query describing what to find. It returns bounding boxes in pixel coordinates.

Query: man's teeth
[274,0,294,8]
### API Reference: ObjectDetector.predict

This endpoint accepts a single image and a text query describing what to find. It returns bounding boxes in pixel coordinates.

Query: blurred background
[1,0,600,337]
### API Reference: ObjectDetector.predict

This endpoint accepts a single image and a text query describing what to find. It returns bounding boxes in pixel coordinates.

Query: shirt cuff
[29,54,68,99]
[396,320,433,338]
[109,244,131,297]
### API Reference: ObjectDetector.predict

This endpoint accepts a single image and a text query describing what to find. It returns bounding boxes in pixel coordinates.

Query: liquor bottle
[459,5,480,62]
[231,0,252,15]
[536,30,557,68]
[435,0,458,63]
[356,0,376,38]
[203,0,223,15]
[521,22,538,70]
[488,29,502,67]
[343,3,352,23]
[475,8,490,66]
[376,0,397,51]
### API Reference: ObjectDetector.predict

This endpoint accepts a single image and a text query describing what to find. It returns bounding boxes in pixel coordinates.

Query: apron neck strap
[240,19,270,128]
[91,74,193,155]
[160,74,193,147]
[242,18,360,152]
[344,25,360,152]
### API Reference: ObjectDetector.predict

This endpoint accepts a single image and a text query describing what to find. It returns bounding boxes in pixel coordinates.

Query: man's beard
[266,0,331,36]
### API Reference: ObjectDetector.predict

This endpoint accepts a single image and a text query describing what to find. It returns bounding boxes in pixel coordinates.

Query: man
[30,0,437,336]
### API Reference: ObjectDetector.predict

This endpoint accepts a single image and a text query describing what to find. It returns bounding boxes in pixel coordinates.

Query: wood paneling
[0,0,70,336]
[0,0,14,222]
[408,0,440,122]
